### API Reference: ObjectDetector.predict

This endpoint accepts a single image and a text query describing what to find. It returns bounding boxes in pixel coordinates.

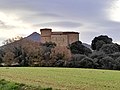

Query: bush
[66,54,94,68]
[71,54,87,61]
[100,44,119,54]
[90,51,106,60]
[54,60,65,67]
[99,56,117,69]
[66,54,87,67]
[68,41,92,56]
[115,56,120,69]
[78,57,94,68]
[42,42,56,48]
[109,52,120,60]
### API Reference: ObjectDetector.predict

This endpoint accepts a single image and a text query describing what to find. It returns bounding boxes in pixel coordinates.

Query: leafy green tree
[68,41,92,56]
[66,54,94,68]
[79,57,94,68]
[115,56,120,69]
[100,44,119,54]
[99,56,117,69]
[91,35,112,50]
[90,51,106,60]
[71,54,86,61]
[109,52,120,60]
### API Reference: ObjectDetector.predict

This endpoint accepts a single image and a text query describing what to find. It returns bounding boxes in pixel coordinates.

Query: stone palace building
[40,28,79,58]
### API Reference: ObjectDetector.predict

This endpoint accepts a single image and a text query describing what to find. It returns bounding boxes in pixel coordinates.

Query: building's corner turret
[40,28,52,43]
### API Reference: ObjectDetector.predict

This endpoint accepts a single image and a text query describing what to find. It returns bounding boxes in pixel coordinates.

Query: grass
[0,79,52,90]
[0,67,120,90]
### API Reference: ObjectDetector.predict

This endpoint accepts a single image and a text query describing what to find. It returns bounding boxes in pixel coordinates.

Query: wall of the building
[41,29,51,43]
[41,36,51,43]
[51,35,68,46]
[41,33,79,45]
[41,29,79,46]
[68,34,79,44]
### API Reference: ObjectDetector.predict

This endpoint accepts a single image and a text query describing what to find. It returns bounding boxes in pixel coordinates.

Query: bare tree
[3,51,15,66]
[2,36,23,45]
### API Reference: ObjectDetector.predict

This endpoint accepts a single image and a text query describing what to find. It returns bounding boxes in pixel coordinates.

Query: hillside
[82,43,91,50]
[0,32,41,49]
[24,32,41,42]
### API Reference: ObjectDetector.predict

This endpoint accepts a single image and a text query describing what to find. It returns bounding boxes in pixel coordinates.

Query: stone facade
[40,28,79,46]
[40,28,79,58]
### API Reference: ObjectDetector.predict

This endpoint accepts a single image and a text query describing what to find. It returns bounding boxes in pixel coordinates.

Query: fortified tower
[40,28,52,43]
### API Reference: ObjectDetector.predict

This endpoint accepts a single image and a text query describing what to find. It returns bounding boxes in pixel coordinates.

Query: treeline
[68,35,120,70]
[0,40,65,67]
[1,35,120,70]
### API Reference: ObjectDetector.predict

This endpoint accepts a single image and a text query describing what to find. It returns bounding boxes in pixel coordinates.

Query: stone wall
[68,33,79,44]
[51,35,68,46]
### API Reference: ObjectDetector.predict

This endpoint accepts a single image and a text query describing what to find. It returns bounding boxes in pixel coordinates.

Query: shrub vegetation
[1,35,120,70]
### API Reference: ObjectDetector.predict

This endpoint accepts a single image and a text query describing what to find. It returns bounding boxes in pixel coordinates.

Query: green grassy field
[0,67,120,90]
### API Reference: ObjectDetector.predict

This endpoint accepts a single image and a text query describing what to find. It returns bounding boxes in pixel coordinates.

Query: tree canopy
[68,41,92,56]
[91,35,112,50]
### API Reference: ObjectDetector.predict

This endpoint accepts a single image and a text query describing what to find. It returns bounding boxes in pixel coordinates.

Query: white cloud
[0,11,36,46]
[108,0,120,22]
[0,11,32,28]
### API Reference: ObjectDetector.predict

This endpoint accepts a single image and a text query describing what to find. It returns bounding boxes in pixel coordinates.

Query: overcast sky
[0,0,120,45]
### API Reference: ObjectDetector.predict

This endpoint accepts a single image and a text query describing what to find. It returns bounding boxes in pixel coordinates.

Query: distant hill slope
[0,32,41,49]
[82,43,92,50]
[24,32,41,42]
